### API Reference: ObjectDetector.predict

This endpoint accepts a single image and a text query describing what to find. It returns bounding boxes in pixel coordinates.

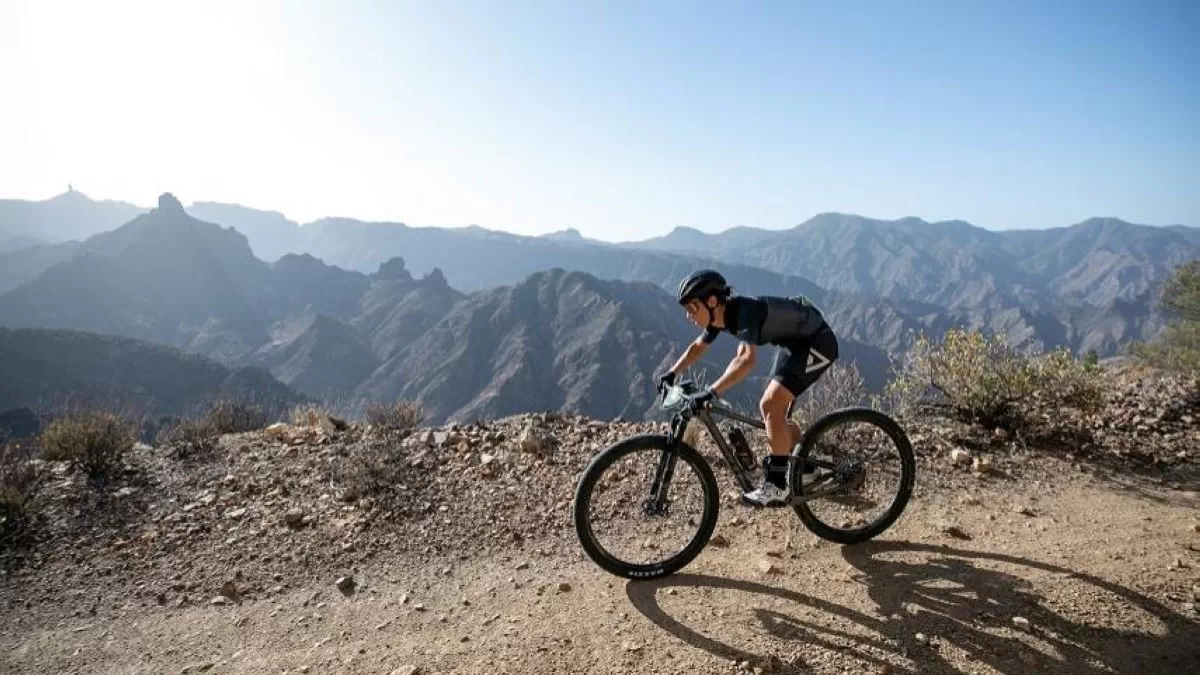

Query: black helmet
[677,269,728,305]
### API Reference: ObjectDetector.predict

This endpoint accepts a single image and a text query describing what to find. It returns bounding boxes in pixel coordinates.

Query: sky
[1,0,1197,241]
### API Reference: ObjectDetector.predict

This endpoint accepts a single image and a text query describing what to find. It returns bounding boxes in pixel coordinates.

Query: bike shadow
[624,541,1200,674]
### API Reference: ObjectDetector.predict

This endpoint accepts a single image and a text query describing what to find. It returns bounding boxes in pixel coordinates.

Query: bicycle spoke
[584,445,708,567]
[798,418,906,533]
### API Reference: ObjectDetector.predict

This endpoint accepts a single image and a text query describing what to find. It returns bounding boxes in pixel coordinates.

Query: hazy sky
[1,0,1197,240]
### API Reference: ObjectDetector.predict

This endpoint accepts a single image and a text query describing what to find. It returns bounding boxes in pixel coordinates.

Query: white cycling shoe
[741,482,790,508]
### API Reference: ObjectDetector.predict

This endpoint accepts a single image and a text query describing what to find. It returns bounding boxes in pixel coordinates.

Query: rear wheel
[791,408,915,544]
[573,434,719,579]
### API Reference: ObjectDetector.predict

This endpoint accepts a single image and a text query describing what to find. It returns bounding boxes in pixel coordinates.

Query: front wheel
[573,434,719,579]
[791,408,916,544]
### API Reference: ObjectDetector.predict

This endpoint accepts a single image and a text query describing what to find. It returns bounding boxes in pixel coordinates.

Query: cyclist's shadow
[624,541,1200,674]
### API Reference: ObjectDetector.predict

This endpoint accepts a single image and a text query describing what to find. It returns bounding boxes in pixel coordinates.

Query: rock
[284,508,305,527]
[519,427,547,455]
[480,453,496,465]
[264,423,290,440]
[115,486,137,498]
[757,560,781,575]
[226,507,247,520]
[210,596,230,606]
[557,582,572,593]
[515,562,529,570]
[758,655,784,673]
[943,525,972,540]
[992,427,1011,441]
[915,632,929,644]
[709,533,729,548]
[221,581,239,601]
[413,603,426,611]
[390,667,421,675]
[1017,506,1038,517]
[972,456,993,474]
[336,576,356,594]
[949,448,972,465]
[376,620,392,631]
[622,641,644,652]
[1012,616,1031,630]
[318,416,344,435]
[1171,558,1190,570]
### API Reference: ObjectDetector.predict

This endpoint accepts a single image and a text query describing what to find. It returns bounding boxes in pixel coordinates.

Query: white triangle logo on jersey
[805,348,832,373]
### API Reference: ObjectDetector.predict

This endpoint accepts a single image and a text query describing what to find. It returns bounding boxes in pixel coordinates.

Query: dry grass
[1,436,45,548]
[364,399,425,435]
[290,403,336,428]
[201,399,267,435]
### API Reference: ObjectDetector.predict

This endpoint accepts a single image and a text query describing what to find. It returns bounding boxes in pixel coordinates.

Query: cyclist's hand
[656,371,677,394]
[688,386,718,410]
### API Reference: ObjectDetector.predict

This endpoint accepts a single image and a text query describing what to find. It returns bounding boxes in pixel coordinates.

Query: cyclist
[657,269,838,507]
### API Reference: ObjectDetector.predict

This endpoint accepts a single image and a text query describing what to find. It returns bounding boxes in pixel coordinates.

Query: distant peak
[543,227,583,240]
[669,225,703,236]
[375,257,413,281]
[157,192,184,213]
[422,268,449,288]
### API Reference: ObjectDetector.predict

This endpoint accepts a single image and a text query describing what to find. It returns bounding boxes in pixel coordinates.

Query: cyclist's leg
[776,327,839,429]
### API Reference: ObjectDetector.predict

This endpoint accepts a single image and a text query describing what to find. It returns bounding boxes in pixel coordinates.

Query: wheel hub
[642,498,670,517]
[835,457,867,491]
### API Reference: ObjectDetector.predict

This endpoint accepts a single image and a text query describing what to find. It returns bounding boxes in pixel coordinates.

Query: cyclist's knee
[759,387,791,424]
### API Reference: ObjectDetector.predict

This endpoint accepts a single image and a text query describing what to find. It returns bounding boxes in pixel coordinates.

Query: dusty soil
[3,448,1198,675]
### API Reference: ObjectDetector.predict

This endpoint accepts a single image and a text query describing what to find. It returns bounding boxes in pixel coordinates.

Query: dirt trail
[4,454,1198,675]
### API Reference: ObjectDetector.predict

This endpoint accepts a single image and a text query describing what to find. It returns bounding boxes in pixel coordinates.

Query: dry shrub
[364,400,425,435]
[290,403,334,427]
[39,410,136,482]
[155,418,218,459]
[202,399,267,435]
[1,436,45,547]
[886,328,1103,430]
[339,442,409,502]
[789,361,870,427]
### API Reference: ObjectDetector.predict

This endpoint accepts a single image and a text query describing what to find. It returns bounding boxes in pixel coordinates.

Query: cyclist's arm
[710,342,756,395]
[667,334,713,375]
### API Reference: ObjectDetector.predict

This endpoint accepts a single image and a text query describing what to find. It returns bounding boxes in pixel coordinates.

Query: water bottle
[727,426,756,472]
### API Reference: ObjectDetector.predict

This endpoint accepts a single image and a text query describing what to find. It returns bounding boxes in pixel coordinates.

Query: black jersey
[700,295,827,347]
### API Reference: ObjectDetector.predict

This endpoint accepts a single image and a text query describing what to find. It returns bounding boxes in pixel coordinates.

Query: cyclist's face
[683,299,709,326]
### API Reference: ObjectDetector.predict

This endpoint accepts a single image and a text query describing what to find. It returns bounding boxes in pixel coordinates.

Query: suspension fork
[645,416,686,515]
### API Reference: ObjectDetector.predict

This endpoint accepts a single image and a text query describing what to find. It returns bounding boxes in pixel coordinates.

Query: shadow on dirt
[626,540,1200,674]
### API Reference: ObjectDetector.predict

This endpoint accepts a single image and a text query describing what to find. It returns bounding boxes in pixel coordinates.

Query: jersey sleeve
[700,325,720,344]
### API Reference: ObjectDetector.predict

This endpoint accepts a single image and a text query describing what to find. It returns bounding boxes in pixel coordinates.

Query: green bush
[886,328,1102,429]
[39,410,136,482]
[1134,259,1200,375]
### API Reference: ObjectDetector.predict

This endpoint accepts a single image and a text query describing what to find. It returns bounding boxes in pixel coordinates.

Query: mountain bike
[572,378,916,579]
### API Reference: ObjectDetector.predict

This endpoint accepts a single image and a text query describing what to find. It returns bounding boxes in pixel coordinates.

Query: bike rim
[796,417,907,534]
[581,444,710,569]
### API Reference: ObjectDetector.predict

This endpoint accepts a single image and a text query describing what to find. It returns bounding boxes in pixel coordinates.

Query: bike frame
[659,399,849,508]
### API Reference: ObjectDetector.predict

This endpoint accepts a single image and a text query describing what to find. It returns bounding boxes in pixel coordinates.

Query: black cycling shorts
[771,325,839,399]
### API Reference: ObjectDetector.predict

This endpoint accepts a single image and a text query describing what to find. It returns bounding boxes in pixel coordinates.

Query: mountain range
[0,190,1194,423]
[0,327,305,426]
